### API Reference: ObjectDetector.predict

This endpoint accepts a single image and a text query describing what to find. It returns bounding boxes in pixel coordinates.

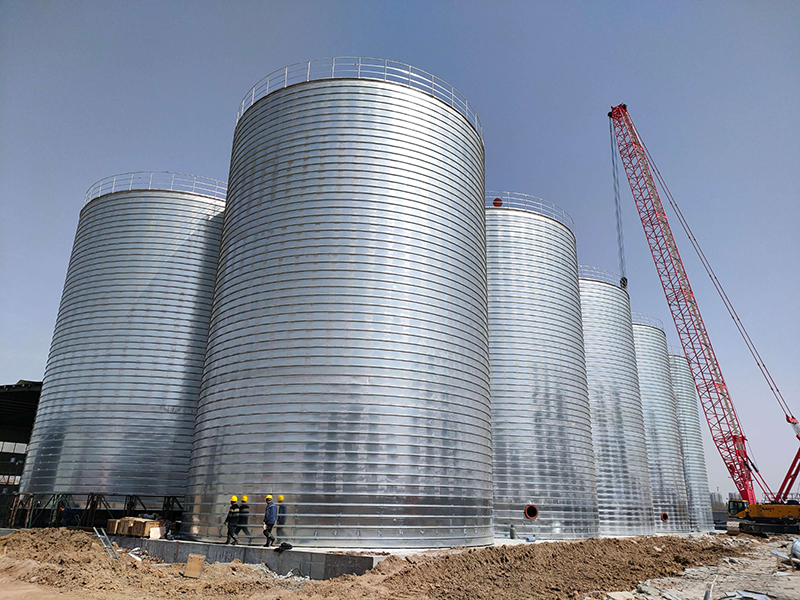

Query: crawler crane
[609,104,800,534]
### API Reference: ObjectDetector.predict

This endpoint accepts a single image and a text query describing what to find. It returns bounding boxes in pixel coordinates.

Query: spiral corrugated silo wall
[22,173,226,496]
[632,317,690,532]
[487,192,598,540]
[578,267,654,536]
[185,59,491,548]
[670,354,715,531]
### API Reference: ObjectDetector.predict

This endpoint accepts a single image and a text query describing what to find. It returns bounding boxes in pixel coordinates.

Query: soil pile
[249,536,749,600]
[379,537,747,600]
[0,528,276,597]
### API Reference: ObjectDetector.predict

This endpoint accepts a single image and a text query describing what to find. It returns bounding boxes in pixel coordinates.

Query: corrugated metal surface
[185,67,491,548]
[670,354,715,531]
[22,174,226,496]
[632,316,690,532]
[487,191,598,540]
[579,267,654,536]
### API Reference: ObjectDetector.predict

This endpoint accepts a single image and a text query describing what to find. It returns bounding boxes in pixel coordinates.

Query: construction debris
[92,527,119,560]
[771,549,800,569]
[718,592,772,600]
[183,553,205,578]
[108,516,170,537]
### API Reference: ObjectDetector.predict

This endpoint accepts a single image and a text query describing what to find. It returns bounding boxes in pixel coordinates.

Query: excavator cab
[728,499,748,518]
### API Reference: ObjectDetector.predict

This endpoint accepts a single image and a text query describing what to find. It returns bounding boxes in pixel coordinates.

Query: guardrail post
[357,57,361,78]
[331,57,335,78]
[307,61,311,81]
[284,66,288,88]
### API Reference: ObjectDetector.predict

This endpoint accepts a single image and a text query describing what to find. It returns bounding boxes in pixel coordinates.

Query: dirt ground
[629,536,800,600]
[0,528,797,600]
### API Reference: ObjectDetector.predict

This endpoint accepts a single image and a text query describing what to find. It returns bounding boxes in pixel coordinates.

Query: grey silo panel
[632,316,690,532]
[579,267,654,536]
[186,61,491,549]
[21,173,226,496]
[670,353,715,532]
[487,192,599,540]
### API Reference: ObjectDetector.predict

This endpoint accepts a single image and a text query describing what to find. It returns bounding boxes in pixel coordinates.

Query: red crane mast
[608,104,767,504]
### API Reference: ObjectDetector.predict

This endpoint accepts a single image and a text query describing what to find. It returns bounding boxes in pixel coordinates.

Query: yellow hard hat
[277,495,284,502]
[242,495,248,503]
[266,494,273,501]
[230,495,238,502]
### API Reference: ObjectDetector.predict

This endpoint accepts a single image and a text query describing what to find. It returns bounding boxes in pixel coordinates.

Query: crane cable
[609,118,627,285]
[635,136,795,423]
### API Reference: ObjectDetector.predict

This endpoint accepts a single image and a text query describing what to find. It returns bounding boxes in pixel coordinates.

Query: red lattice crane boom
[608,103,781,505]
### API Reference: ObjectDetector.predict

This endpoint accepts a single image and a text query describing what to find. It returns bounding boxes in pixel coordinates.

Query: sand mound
[381,537,747,600]
[0,528,275,597]
[245,535,749,600]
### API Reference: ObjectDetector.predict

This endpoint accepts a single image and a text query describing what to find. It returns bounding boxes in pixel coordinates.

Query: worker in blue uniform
[262,494,277,547]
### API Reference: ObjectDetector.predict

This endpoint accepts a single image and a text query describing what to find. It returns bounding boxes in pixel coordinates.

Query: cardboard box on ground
[183,554,205,578]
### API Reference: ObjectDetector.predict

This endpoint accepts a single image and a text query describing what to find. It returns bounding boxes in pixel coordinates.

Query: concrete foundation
[109,536,380,580]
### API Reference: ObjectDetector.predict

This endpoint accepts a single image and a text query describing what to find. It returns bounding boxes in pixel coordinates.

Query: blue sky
[1,0,797,498]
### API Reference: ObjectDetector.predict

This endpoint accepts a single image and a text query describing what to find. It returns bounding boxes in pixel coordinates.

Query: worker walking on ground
[237,495,252,543]
[225,496,240,545]
[263,494,277,547]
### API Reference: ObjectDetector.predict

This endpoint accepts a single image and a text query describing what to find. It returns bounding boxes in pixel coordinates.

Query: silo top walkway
[84,171,227,206]
[485,191,574,233]
[236,57,483,140]
[632,312,665,331]
[578,265,626,289]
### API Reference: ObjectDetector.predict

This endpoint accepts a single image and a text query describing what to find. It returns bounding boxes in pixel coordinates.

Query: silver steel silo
[22,172,226,497]
[632,314,690,533]
[670,353,715,531]
[487,192,598,540]
[579,266,654,536]
[185,58,491,548]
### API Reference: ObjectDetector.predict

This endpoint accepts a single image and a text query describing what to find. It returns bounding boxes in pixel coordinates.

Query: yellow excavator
[727,499,800,535]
